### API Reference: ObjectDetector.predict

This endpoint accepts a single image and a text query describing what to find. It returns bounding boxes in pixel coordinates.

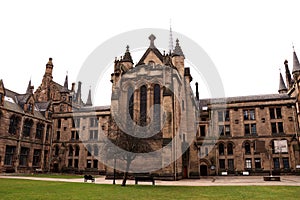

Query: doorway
[200,165,208,176]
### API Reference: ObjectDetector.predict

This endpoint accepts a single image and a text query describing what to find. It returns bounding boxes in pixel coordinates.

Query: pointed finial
[126,45,130,52]
[149,34,156,48]
[85,87,93,106]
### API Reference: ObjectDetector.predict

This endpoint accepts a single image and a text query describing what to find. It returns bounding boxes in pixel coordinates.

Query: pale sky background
[1,0,300,106]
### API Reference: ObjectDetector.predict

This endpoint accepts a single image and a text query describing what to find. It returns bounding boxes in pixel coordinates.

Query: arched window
[245,142,251,154]
[68,145,73,156]
[227,143,233,155]
[153,84,161,130]
[87,145,92,157]
[36,123,44,139]
[128,86,134,121]
[75,146,80,156]
[94,145,98,156]
[23,119,33,137]
[140,85,147,126]
[219,143,224,155]
[8,115,20,134]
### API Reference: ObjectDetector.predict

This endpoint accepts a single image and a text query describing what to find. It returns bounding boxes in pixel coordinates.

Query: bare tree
[104,117,153,186]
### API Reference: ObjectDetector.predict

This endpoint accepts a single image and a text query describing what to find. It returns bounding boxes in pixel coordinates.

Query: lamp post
[113,156,116,185]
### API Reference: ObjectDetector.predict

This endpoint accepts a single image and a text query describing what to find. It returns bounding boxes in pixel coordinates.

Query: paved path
[1,175,300,186]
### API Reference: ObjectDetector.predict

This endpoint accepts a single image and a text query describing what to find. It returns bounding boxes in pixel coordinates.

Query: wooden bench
[35,168,43,173]
[84,175,95,183]
[135,176,155,185]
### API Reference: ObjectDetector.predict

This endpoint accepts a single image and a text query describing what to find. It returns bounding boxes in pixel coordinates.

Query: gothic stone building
[0,34,300,178]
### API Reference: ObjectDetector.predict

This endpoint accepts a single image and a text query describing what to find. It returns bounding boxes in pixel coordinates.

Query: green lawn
[0,178,299,200]
[6,173,92,179]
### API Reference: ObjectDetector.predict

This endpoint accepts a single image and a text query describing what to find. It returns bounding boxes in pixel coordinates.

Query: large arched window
[8,115,20,135]
[219,143,224,155]
[128,86,134,121]
[68,145,73,156]
[75,145,80,156]
[23,119,33,137]
[153,84,161,130]
[227,143,233,155]
[245,142,251,154]
[140,85,147,126]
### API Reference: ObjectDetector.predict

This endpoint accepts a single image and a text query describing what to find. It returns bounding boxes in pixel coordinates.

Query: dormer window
[27,103,33,113]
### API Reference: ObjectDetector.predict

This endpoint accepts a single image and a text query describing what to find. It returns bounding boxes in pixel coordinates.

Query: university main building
[0,33,300,179]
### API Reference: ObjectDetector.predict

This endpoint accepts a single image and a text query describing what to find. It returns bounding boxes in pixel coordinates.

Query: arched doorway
[200,165,208,176]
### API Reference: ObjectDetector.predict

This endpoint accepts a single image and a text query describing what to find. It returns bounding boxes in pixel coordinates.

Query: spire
[292,46,300,74]
[149,34,156,49]
[26,79,32,94]
[278,71,288,94]
[60,74,69,93]
[85,88,92,106]
[121,45,133,63]
[172,39,185,58]
[284,60,292,88]
[169,21,174,53]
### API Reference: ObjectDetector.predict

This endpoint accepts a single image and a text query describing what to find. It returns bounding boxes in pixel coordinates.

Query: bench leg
[135,180,138,185]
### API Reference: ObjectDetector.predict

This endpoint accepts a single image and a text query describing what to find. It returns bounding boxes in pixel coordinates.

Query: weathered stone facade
[0,33,300,178]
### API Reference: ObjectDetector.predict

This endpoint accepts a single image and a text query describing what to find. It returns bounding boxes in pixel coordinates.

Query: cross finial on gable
[149,34,156,48]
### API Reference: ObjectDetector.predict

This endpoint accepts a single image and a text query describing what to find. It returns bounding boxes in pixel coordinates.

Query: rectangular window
[57,119,61,129]
[19,147,29,166]
[244,109,255,120]
[75,118,80,128]
[219,125,224,136]
[271,123,277,134]
[218,110,230,122]
[89,130,98,140]
[68,159,73,167]
[87,160,92,168]
[245,124,256,135]
[276,108,282,119]
[273,158,280,169]
[4,146,16,166]
[71,131,79,140]
[245,158,252,169]
[270,108,282,119]
[74,159,79,168]
[90,118,98,127]
[200,125,206,137]
[278,122,283,133]
[282,158,289,169]
[56,131,60,141]
[32,149,41,166]
[219,159,225,169]
[228,159,234,171]
[225,125,230,136]
[93,160,98,168]
[254,158,261,169]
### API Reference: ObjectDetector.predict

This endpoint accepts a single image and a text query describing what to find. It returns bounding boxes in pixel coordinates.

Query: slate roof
[200,93,293,106]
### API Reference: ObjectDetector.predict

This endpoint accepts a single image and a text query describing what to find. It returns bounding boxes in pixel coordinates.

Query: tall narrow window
[23,119,33,137]
[75,146,80,156]
[227,143,233,155]
[140,85,147,126]
[153,84,160,130]
[128,86,134,121]
[19,147,29,166]
[245,142,251,154]
[36,123,44,139]
[32,149,41,166]
[8,115,20,135]
[4,146,16,166]
[219,143,224,155]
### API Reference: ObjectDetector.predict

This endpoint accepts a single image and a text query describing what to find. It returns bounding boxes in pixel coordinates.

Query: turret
[172,39,185,77]
[284,60,292,89]
[292,48,300,80]
[120,45,133,71]
[60,75,69,101]
[26,79,34,94]
[44,58,53,78]
[85,88,92,106]
[278,72,288,94]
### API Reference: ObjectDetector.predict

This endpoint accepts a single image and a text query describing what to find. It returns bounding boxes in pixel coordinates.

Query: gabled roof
[137,47,164,66]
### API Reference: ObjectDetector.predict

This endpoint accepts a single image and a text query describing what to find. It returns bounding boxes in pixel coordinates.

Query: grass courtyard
[0,178,299,200]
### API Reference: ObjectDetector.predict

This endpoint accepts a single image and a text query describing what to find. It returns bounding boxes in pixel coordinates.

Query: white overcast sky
[1,0,300,106]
